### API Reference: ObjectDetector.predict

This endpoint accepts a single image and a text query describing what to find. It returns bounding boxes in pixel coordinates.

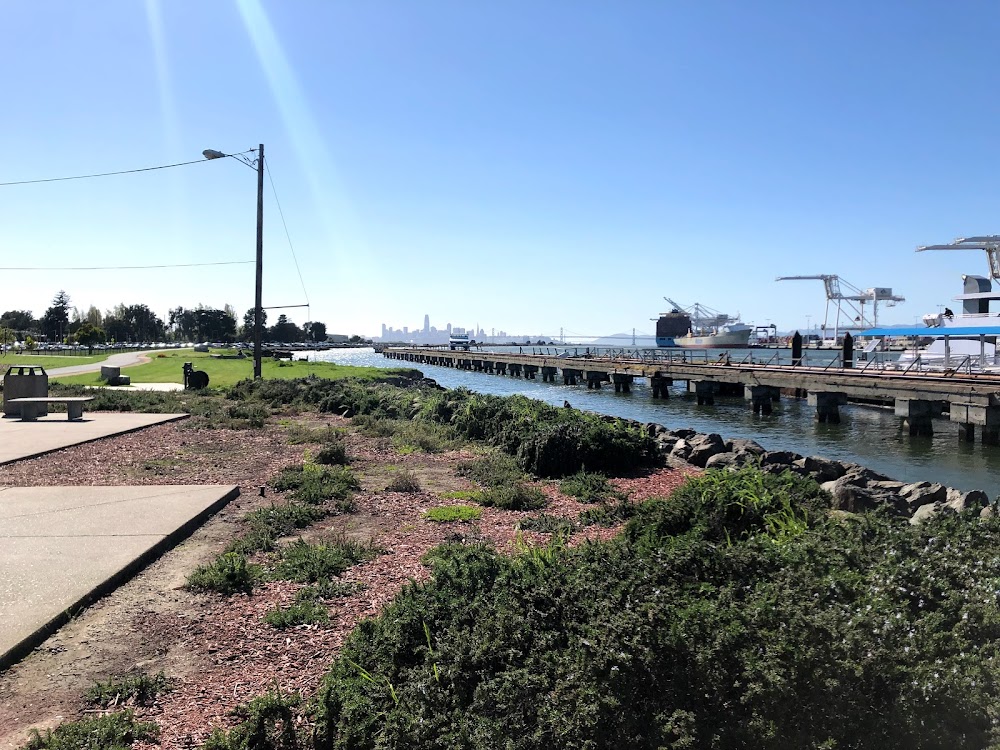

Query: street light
[203,144,265,378]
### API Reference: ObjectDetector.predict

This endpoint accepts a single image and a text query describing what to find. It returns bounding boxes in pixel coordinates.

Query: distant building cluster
[378,315,527,345]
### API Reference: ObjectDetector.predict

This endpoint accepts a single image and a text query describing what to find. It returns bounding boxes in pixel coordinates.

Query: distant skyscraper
[423,314,430,333]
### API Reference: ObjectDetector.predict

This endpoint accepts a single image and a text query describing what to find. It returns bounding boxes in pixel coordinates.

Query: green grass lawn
[0,354,107,370]
[51,350,408,388]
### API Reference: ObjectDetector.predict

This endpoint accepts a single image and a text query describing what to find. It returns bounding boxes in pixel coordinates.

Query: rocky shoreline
[642,421,992,524]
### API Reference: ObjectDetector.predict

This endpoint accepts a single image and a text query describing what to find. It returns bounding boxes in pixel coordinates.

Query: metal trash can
[3,364,48,416]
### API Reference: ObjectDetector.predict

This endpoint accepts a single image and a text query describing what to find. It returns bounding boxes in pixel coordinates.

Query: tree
[269,314,301,343]
[42,290,71,342]
[74,322,106,347]
[0,310,35,335]
[241,308,268,340]
[304,320,327,342]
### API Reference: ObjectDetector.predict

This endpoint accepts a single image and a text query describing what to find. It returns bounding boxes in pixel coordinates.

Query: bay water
[308,347,1000,498]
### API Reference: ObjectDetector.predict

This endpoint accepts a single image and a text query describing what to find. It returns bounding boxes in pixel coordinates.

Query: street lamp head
[202,149,226,160]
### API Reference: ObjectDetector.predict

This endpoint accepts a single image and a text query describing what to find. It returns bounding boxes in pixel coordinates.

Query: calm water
[309,347,1000,497]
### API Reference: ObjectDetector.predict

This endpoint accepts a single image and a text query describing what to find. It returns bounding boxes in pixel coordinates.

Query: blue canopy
[858,326,1000,337]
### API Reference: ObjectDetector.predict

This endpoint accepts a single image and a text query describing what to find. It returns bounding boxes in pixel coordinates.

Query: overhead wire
[0,261,253,271]
[264,158,311,318]
[0,157,215,187]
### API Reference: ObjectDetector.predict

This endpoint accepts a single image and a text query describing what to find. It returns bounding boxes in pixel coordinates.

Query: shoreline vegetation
[11,367,1000,749]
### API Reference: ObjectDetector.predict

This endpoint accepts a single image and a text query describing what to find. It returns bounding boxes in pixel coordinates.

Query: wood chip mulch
[0,414,696,750]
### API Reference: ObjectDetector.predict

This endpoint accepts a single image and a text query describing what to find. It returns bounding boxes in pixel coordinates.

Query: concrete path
[0,412,188,465]
[16,349,162,378]
[0,484,239,669]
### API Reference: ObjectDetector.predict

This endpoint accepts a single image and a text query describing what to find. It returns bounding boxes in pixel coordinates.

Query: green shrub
[315,439,349,466]
[303,579,365,600]
[226,503,327,556]
[225,401,268,428]
[200,690,301,750]
[385,470,422,493]
[315,467,1000,750]
[272,538,378,584]
[284,423,340,445]
[390,421,462,454]
[85,670,173,708]
[424,505,483,523]
[271,465,359,510]
[456,451,525,488]
[186,552,262,595]
[517,513,575,535]
[578,498,642,527]
[477,482,547,511]
[264,597,330,629]
[559,469,623,503]
[22,710,158,750]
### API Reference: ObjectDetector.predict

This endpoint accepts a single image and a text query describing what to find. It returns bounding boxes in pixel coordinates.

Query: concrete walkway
[19,349,161,378]
[0,484,239,669]
[0,412,188,465]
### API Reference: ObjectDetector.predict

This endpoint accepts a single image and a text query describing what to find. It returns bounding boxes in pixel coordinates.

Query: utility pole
[254,143,264,379]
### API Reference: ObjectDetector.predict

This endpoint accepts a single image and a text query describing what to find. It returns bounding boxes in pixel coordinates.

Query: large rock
[900,482,948,508]
[727,438,766,457]
[669,428,697,440]
[760,450,803,468]
[686,433,727,467]
[821,476,881,513]
[944,488,990,513]
[705,452,741,470]
[670,439,693,462]
[910,503,940,525]
[796,456,845,484]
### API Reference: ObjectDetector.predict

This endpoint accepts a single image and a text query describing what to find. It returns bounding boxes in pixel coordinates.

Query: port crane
[661,299,740,330]
[917,235,1000,280]
[775,276,905,341]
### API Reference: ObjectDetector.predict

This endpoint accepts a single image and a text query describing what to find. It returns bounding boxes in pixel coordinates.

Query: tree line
[0,290,332,346]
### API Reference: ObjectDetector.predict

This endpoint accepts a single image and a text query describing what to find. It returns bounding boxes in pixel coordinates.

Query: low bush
[186,552,262,595]
[315,439,349,466]
[22,710,158,750]
[517,513,575,535]
[226,502,326,556]
[314,467,1000,750]
[578,498,642,527]
[271,465,359,510]
[559,469,623,503]
[303,579,365,600]
[477,482,547,511]
[85,670,174,708]
[424,505,483,523]
[264,596,330,629]
[385,470,422,493]
[201,690,301,750]
[272,538,379,584]
[456,451,525,488]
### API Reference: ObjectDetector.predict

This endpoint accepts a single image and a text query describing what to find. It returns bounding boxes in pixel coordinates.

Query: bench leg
[67,403,84,421]
[19,403,39,421]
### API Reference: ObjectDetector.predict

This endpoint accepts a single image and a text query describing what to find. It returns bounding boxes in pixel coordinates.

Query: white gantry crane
[775,275,905,341]
[917,235,1000,280]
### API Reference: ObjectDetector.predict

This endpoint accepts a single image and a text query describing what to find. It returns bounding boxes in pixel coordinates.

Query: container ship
[655,299,753,348]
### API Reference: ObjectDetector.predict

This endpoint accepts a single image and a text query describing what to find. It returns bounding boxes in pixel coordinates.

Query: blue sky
[2,1,999,339]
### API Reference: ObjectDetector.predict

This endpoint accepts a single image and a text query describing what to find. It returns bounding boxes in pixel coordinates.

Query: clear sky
[2,1,999,340]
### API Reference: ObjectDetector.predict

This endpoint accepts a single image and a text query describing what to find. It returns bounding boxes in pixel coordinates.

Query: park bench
[7,396,95,421]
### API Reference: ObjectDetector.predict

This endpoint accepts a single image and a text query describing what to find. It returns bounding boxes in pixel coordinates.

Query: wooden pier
[382,346,1000,443]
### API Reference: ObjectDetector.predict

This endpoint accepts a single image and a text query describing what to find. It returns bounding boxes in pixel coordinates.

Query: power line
[265,160,310,309]
[0,260,253,271]
[0,157,214,187]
